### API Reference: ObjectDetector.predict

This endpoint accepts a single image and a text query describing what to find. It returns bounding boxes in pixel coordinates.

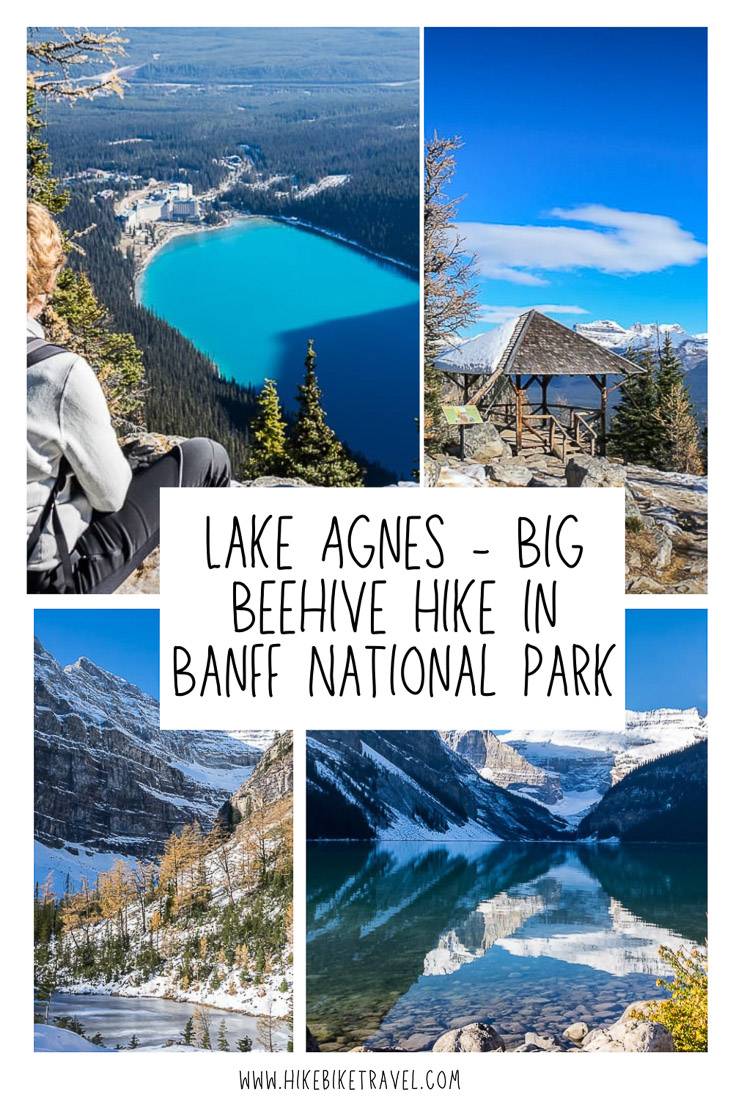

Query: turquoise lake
[307,842,706,1051]
[139,217,419,479]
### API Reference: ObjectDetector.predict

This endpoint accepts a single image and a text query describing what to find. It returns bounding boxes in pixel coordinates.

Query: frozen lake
[35,993,290,1051]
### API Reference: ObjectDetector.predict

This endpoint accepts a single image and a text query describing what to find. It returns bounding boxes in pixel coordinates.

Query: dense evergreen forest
[578,740,708,842]
[44,63,419,266]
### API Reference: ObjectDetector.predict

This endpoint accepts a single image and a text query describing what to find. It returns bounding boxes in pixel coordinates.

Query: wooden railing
[522,413,576,462]
[570,410,598,456]
[487,403,599,461]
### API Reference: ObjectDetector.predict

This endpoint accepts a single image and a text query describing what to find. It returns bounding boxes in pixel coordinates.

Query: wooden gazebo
[437,309,644,457]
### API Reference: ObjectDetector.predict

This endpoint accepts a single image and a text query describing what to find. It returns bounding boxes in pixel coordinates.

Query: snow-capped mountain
[500,708,707,822]
[575,320,707,372]
[306,730,571,841]
[34,638,270,890]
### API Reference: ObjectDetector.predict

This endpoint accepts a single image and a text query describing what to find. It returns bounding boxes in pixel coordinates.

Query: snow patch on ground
[35,1024,109,1052]
[295,174,350,200]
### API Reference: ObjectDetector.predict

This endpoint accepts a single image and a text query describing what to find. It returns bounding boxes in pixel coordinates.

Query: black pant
[29,438,231,595]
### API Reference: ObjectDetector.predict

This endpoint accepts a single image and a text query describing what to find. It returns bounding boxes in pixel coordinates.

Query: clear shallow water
[36,993,290,1051]
[306,842,706,1052]
[139,217,419,478]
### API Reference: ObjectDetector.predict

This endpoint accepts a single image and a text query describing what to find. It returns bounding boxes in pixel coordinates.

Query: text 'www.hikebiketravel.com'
[238,1068,461,1092]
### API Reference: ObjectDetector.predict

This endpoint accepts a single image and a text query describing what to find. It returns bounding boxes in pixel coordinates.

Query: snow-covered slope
[574,320,707,371]
[34,638,271,890]
[35,1024,109,1052]
[500,708,707,822]
[307,730,571,841]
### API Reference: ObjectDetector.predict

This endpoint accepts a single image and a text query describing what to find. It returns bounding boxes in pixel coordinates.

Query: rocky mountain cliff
[219,730,293,830]
[577,740,707,842]
[439,730,562,802]
[34,637,267,890]
[306,730,571,841]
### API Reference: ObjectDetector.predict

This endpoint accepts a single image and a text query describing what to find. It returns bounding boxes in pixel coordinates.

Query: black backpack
[27,336,75,591]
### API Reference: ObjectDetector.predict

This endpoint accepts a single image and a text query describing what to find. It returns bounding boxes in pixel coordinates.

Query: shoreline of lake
[133,213,416,305]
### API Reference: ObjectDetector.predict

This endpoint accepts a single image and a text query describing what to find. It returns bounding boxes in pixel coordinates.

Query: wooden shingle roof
[504,310,644,377]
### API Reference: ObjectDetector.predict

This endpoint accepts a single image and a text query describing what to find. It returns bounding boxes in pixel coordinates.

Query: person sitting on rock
[27,201,231,594]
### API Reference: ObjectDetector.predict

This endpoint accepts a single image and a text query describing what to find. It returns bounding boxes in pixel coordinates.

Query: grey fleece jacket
[27,316,132,571]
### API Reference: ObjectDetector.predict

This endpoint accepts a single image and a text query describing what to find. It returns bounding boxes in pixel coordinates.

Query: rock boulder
[432,1023,506,1053]
[566,455,626,488]
[461,422,509,463]
[581,1018,674,1052]
[486,463,533,487]
[562,1022,589,1044]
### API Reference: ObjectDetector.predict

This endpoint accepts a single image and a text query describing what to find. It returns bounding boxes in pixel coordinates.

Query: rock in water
[581,1019,674,1052]
[520,1032,569,1051]
[306,1028,321,1053]
[563,1022,589,1043]
[432,1023,506,1053]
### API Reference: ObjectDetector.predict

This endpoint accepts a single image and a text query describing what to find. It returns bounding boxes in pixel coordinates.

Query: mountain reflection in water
[306,842,706,1051]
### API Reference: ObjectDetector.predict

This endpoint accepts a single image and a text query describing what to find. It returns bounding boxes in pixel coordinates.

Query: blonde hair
[27,201,65,306]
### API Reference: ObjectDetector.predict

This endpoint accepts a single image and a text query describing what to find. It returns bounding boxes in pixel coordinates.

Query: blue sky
[626,609,707,713]
[425,27,707,335]
[35,609,160,699]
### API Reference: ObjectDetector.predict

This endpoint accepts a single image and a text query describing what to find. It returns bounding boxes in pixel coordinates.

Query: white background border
[3,3,728,1095]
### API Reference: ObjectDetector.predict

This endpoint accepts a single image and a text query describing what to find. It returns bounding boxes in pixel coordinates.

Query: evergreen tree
[288,341,364,486]
[237,1036,253,1052]
[217,1019,230,1051]
[182,1016,195,1046]
[246,378,290,478]
[655,333,703,473]
[608,346,665,466]
[128,1033,139,1049]
[46,270,146,430]
[26,86,68,213]
[656,380,704,474]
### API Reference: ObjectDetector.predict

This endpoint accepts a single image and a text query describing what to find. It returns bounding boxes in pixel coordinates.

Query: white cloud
[460,205,707,285]
[477,303,590,324]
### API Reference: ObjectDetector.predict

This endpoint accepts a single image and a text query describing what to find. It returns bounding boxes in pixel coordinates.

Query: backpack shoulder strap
[27,336,68,368]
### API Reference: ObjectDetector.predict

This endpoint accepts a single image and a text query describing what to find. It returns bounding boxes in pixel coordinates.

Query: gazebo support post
[589,374,609,455]
[540,376,550,416]
[514,376,523,450]
[459,373,471,460]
